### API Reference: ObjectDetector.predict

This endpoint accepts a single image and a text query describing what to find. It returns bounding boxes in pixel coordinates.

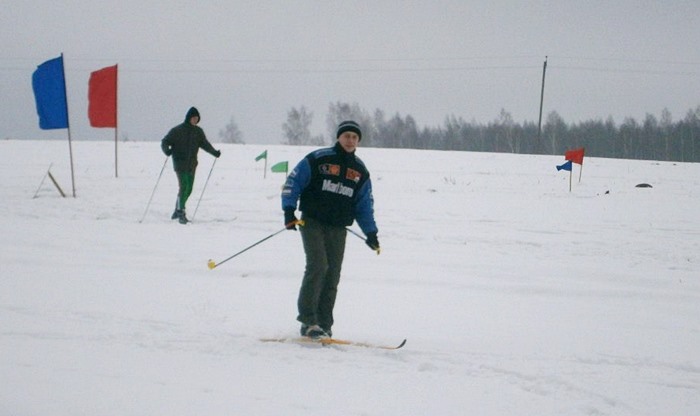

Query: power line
[2,55,699,76]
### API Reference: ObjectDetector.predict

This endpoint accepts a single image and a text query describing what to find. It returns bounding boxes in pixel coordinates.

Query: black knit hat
[336,120,362,141]
[185,107,200,122]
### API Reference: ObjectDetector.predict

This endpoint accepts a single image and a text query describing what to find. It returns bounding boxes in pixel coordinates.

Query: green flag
[255,150,267,161]
[270,161,288,173]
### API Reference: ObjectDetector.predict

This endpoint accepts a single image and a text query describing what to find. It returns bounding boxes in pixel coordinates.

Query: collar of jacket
[333,141,355,160]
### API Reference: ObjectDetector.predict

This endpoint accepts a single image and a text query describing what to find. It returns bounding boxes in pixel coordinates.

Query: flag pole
[578,147,585,183]
[114,64,119,178]
[578,164,583,183]
[569,169,572,192]
[114,126,118,178]
[61,53,76,197]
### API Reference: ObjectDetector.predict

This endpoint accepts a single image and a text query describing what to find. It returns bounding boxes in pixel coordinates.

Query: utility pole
[537,56,548,154]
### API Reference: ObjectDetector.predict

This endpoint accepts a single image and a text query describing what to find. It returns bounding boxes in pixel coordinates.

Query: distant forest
[271,102,700,163]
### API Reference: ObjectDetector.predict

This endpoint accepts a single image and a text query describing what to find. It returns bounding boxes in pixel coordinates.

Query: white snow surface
[1,140,699,416]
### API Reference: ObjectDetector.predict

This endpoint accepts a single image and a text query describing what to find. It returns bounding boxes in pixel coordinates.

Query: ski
[321,337,407,350]
[260,336,406,350]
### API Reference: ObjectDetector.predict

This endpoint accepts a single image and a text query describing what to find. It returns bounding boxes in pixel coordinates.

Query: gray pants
[297,217,347,331]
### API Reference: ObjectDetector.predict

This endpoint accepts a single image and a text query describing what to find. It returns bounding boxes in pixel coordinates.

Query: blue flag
[556,160,573,171]
[32,56,69,129]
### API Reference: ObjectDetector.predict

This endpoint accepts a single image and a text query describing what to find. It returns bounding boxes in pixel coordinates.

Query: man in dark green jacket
[161,107,220,224]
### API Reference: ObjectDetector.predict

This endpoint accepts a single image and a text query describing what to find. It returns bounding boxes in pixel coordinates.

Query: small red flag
[88,65,117,128]
[565,147,585,165]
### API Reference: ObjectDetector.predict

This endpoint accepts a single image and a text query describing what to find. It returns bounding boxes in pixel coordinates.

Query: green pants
[176,171,195,211]
[297,217,347,331]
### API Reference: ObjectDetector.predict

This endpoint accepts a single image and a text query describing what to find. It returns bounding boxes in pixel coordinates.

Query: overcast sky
[2,1,699,144]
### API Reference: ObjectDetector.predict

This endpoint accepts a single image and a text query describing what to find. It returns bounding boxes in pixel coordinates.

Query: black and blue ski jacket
[281,142,378,235]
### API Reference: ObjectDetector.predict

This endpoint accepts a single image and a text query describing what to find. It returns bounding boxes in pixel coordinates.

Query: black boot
[178,210,189,224]
[300,324,328,339]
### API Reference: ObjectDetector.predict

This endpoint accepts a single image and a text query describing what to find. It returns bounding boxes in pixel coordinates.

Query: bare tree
[543,111,567,155]
[495,109,518,153]
[282,106,324,145]
[219,116,244,144]
[326,102,374,146]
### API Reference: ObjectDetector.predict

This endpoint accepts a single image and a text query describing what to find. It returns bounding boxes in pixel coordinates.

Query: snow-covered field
[1,139,699,415]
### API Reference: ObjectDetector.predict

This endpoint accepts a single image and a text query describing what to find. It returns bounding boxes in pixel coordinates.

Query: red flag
[565,147,585,165]
[88,65,117,128]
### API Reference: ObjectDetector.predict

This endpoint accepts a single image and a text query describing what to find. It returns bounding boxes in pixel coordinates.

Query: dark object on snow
[636,183,653,188]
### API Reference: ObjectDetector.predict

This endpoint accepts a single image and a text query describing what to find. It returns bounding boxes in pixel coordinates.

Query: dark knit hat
[336,120,362,141]
[185,107,200,122]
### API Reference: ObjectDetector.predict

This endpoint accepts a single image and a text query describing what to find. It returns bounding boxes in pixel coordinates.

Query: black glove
[164,148,173,156]
[214,149,221,158]
[365,232,380,251]
[284,209,298,230]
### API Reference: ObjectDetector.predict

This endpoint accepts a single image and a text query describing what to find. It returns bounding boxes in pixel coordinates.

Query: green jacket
[161,108,218,172]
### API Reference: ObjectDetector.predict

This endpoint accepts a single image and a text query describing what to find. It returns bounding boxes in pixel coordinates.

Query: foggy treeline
[277,102,700,163]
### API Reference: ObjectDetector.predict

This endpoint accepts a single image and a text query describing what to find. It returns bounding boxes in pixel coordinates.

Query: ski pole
[346,227,381,255]
[190,157,216,222]
[207,222,303,270]
[139,156,169,223]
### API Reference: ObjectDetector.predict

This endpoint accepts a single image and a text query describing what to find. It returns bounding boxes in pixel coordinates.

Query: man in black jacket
[281,120,380,338]
[161,107,220,224]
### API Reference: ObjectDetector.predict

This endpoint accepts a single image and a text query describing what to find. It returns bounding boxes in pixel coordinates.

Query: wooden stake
[48,170,67,198]
[33,163,53,198]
